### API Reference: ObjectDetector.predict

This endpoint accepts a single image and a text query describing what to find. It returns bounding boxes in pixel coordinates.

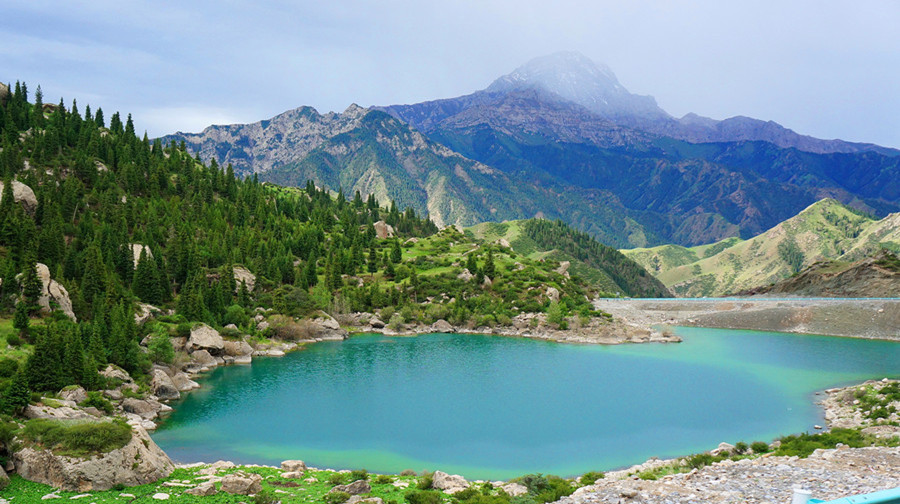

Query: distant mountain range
[162,51,900,247]
[622,199,900,297]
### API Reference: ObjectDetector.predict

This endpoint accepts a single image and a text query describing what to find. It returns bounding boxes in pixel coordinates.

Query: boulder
[150,369,180,401]
[130,244,153,268]
[188,324,224,352]
[555,261,570,277]
[332,480,372,495]
[198,460,235,476]
[281,460,307,472]
[369,317,385,329]
[134,303,160,325]
[13,424,173,492]
[497,238,511,249]
[224,340,253,357]
[482,276,492,288]
[121,398,161,420]
[59,386,88,404]
[457,269,475,282]
[0,465,7,489]
[171,372,200,392]
[0,180,38,214]
[373,220,394,239]
[221,472,262,495]
[190,350,218,369]
[256,321,270,332]
[432,471,469,494]
[432,319,454,333]
[233,266,256,292]
[500,483,528,497]
[17,263,77,321]
[100,364,132,383]
[710,442,735,456]
[24,404,93,421]
[308,313,348,340]
[347,497,384,504]
[546,287,560,303]
[185,482,218,496]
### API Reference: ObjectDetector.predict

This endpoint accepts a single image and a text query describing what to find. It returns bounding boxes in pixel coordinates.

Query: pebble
[152,493,170,500]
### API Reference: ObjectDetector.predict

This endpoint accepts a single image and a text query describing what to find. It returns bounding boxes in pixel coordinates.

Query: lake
[151,327,900,479]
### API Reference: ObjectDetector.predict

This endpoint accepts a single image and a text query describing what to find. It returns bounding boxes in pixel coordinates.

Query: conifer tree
[81,245,105,308]
[13,299,29,336]
[1,370,31,414]
[391,240,402,264]
[26,329,63,391]
[367,246,378,273]
[484,249,495,279]
[21,259,43,315]
[132,248,160,304]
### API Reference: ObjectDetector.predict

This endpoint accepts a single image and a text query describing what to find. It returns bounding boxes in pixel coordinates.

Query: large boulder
[0,180,38,214]
[546,286,560,303]
[121,398,162,420]
[59,386,88,404]
[187,324,224,353]
[24,403,93,421]
[190,349,218,369]
[233,266,256,292]
[373,220,395,239]
[332,480,372,495]
[12,424,173,492]
[500,483,528,497]
[224,340,253,357]
[130,244,153,268]
[185,482,218,496]
[308,313,348,340]
[221,472,262,495]
[171,372,200,392]
[150,369,180,401]
[100,364,132,383]
[432,471,469,494]
[432,319,454,333]
[16,263,76,321]
[0,464,8,489]
[281,460,307,472]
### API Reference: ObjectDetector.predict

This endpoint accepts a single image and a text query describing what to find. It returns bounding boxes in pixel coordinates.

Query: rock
[198,460,236,476]
[150,369,180,401]
[432,319,454,333]
[13,424,173,492]
[497,238,511,248]
[23,404,93,421]
[332,480,372,495]
[308,312,348,340]
[17,263,77,321]
[134,303,159,325]
[0,82,8,105]
[369,317,385,328]
[281,460,307,472]
[0,465,7,489]
[59,386,87,404]
[482,276,492,288]
[457,269,475,282]
[347,497,384,504]
[233,266,256,292]
[282,471,304,479]
[233,355,252,365]
[501,483,528,497]
[100,364,132,383]
[224,340,254,357]
[0,180,38,214]
[171,372,200,392]
[185,482,218,496]
[555,261,570,277]
[130,244,154,268]
[188,324,224,352]
[257,321,270,332]
[152,493,169,500]
[374,220,395,239]
[432,471,469,494]
[190,349,218,369]
[221,472,262,495]
[122,398,162,420]
[710,442,735,456]
[546,287,560,303]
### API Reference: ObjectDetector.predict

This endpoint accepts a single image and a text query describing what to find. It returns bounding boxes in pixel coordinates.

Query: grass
[0,317,35,363]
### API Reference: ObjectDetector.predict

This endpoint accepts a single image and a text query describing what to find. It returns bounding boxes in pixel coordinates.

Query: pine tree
[132,247,160,304]
[81,245,105,308]
[484,249,495,279]
[367,246,378,273]
[63,329,87,385]
[13,299,29,336]
[26,329,63,391]
[1,370,31,414]
[391,240,402,264]
[21,259,44,315]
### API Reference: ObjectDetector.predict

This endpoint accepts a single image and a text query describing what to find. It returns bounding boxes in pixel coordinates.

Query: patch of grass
[21,418,133,457]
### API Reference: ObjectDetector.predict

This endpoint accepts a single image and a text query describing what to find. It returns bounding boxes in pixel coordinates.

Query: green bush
[416,472,434,490]
[253,489,279,504]
[325,491,351,504]
[350,469,369,481]
[774,428,873,458]
[223,304,249,327]
[79,391,114,415]
[174,323,193,338]
[6,333,22,347]
[684,453,716,470]
[147,331,174,365]
[0,358,19,378]
[375,474,394,484]
[400,469,417,476]
[329,472,347,485]
[579,471,604,486]
[405,490,443,504]
[733,441,748,454]
[22,418,133,455]
[750,441,770,454]
[516,474,573,503]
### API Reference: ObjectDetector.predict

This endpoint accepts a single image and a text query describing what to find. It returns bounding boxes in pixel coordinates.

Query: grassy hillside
[623,199,900,297]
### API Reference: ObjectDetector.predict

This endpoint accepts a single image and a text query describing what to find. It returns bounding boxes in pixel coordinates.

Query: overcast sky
[3,0,899,147]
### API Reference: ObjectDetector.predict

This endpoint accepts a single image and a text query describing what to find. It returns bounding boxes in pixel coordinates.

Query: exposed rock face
[233,266,256,292]
[121,398,162,420]
[374,221,395,239]
[19,263,77,321]
[12,424,174,492]
[0,82,9,105]
[432,471,469,494]
[135,303,160,325]
[130,244,153,268]
[332,480,372,495]
[100,364,132,383]
[0,464,8,489]
[171,372,200,392]
[0,180,38,214]
[501,483,528,497]
[221,472,262,495]
[24,403,93,421]
[457,269,475,282]
[187,324,224,352]
[224,340,254,357]
[546,286,560,303]
[150,369,180,401]
[432,319,454,333]
[60,386,88,404]
[309,312,348,340]
[190,349,218,368]
[185,482,218,496]
[281,460,307,472]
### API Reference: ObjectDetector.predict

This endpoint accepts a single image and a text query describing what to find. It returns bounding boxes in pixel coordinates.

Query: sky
[2,0,899,148]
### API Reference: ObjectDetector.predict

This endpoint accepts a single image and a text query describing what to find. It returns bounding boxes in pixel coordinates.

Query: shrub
[147,331,174,365]
[405,490,443,504]
[253,489,279,504]
[684,453,715,470]
[350,469,369,481]
[774,428,873,458]
[416,472,434,490]
[388,313,405,331]
[223,304,249,328]
[733,441,748,454]
[6,333,22,347]
[750,441,770,454]
[329,472,347,485]
[0,358,19,378]
[325,491,351,504]
[579,471,604,486]
[400,469,417,476]
[174,323,193,338]
[375,474,393,484]
[22,418,133,455]
[79,391,114,415]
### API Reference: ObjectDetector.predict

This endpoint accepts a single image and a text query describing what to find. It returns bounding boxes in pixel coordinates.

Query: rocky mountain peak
[487,51,669,121]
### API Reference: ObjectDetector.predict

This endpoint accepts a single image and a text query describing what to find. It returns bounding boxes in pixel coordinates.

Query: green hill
[623,199,900,297]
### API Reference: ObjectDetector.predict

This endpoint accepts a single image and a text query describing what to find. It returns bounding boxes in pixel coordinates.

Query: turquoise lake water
[151,327,900,479]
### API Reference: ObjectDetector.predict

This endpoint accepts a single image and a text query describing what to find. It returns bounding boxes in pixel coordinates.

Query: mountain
[740,250,900,298]
[622,199,900,297]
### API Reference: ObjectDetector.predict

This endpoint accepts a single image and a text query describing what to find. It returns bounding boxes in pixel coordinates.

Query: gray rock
[171,372,200,392]
[432,319,454,333]
[224,340,253,357]
[150,370,180,401]
[0,464,8,489]
[457,269,475,282]
[13,424,173,492]
[256,321,270,332]
[369,317,385,329]
[347,497,384,504]
[59,386,87,404]
[432,471,469,494]
[190,349,218,368]
[332,480,372,495]
[546,286,560,303]
[233,266,256,292]
[152,493,169,500]
[281,460,307,472]
[374,220,395,239]
[17,263,77,321]
[24,404,93,421]
[130,244,154,268]
[188,324,224,352]
[0,180,38,214]
[121,398,160,420]
[185,482,218,496]
[100,365,132,383]
[221,472,262,495]
[501,483,528,497]
[134,303,159,325]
